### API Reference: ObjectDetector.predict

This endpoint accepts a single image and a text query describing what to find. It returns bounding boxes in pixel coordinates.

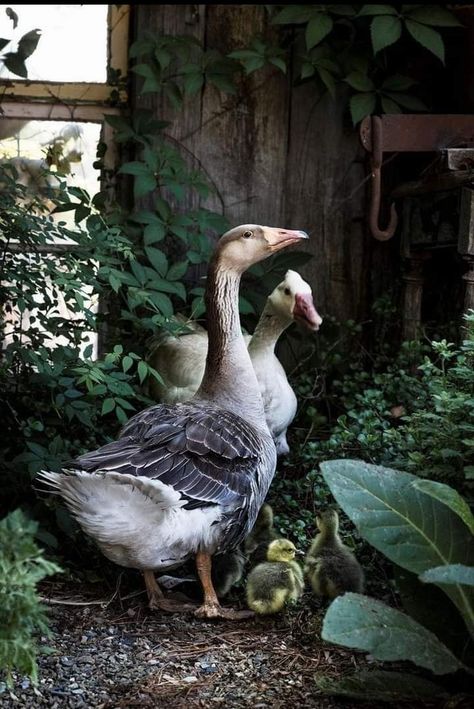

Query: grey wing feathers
[67,403,265,546]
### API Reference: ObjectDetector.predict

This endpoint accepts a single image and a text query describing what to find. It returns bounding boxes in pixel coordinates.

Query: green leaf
[371,15,402,55]
[381,95,402,114]
[3,52,27,77]
[144,223,165,245]
[301,62,315,80]
[119,161,151,176]
[314,669,448,702]
[405,19,445,63]
[167,261,188,281]
[381,73,416,90]
[349,92,376,125]
[318,68,337,97]
[344,71,374,91]
[115,405,128,425]
[183,72,204,96]
[269,57,286,74]
[321,460,474,636]
[322,593,464,675]
[145,247,168,276]
[147,291,173,317]
[101,398,115,415]
[394,566,471,662]
[135,174,157,199]
[0,38,10,51]
[421,565,474,587]
[122,355,133,373]
[405,7,462,27]
[412,478,474,534]
[358,5,397,16]
[386,92,427,110]
[305,14,333,50]
[272,5,315,24]
[17,29,41,59]
[137,360,147,384]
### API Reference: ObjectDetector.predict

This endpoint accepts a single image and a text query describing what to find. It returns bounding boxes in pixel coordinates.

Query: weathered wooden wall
[132,4,383,324]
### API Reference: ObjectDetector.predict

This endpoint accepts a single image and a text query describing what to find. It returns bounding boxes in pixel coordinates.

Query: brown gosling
[246,539,304,615]
[304,509,364,599]
[244,503,279,568]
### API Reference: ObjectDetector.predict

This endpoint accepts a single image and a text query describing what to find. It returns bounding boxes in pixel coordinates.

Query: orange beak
[263,227,309,252]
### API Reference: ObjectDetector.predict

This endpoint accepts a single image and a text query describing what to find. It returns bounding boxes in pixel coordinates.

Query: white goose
[37,224,308,619]
[149,270,322,455]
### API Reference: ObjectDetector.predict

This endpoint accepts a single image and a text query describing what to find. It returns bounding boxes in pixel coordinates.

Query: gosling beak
[293,293,323,332]
[295,549,305,556]
[264,227,309,252]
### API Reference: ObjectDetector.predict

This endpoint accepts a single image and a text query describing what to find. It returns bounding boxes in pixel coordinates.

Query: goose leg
[143,570,197,613]
[194,551,254,620]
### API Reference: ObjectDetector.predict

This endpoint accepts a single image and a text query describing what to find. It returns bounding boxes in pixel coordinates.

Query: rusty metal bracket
[360,114,474,241]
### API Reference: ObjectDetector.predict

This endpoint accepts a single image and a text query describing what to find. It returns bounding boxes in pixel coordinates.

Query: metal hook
[368,116,398,241]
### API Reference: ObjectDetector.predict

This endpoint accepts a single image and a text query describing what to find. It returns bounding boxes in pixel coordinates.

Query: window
[0,5,130,356]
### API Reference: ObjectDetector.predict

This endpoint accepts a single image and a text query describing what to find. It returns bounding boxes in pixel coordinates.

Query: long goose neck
[248,301,291,359]
[196,259,267,428]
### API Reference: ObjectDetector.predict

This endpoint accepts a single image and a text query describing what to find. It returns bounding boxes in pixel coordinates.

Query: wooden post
[402,252,431,341]
[459,187,474,316]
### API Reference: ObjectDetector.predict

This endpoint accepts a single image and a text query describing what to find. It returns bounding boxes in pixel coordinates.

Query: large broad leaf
[421,565,474,587]
[315,669,448,701]
[321,460,474,636]
[322,593,464,675]
[395,566,473,664]
[412,479,474,534]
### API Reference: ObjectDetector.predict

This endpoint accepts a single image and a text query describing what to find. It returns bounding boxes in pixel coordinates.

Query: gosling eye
[284,287,291,296]
[242,230,253,239]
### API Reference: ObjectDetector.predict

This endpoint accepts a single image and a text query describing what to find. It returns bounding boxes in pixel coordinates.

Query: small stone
[182,676,197,683]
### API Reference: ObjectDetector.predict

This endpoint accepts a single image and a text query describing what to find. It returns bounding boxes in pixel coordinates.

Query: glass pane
[0,4,108,82]
[0,118,101,233]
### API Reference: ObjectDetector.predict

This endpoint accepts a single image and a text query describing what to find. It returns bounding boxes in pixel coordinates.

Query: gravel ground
[0,580,458,709]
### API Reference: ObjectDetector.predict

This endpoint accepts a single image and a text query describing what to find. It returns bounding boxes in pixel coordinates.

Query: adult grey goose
[148,269,322,455]
[37,224,309,619]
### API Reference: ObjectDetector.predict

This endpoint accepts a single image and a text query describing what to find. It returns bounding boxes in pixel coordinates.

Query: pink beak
[293,293,323,331]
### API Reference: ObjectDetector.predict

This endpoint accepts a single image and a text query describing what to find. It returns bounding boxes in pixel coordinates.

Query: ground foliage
[0,510,61,688]
[0,6,473,699]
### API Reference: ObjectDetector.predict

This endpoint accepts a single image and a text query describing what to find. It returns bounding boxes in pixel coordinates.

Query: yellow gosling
[246,538,304,615]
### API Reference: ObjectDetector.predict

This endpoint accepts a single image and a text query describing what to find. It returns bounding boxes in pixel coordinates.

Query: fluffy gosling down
[304,509,364,599]
[246,539,304,615]
[244,503,279,568]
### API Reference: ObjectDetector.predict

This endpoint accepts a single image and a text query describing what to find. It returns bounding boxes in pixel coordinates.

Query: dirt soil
[0,579,451,709]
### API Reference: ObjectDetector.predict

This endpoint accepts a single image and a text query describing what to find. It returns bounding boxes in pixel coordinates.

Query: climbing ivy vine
[231,4,463,124]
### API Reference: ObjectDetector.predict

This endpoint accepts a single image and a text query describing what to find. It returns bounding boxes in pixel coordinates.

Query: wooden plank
[131,5,374,324]
[283,86,369,321]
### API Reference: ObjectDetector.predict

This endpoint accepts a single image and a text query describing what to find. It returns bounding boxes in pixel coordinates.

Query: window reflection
[0,4,108,83]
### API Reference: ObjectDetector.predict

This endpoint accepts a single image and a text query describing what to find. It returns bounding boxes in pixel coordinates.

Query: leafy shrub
[299,311,474,492]
[316,459,473,701]
[232,4,462,124]
[0,164,164,513]
[0,509,61,686]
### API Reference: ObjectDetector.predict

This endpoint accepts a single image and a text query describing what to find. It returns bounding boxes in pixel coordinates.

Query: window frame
[0,4,130,358]
[0,5,130,103]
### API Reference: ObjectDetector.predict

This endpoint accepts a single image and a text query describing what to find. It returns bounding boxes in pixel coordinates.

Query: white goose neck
[248,300,292,359]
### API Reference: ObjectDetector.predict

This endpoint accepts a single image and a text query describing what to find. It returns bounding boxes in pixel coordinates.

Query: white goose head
[268,270,322,331]
[216,225,308,272]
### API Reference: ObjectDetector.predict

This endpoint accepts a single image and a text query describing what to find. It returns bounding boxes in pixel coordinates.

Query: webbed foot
[149,596,198,613]
[194,602,255,620]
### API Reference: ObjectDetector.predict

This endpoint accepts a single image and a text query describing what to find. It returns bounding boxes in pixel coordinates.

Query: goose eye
[284,287,291,296]
[243,230,253,239]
